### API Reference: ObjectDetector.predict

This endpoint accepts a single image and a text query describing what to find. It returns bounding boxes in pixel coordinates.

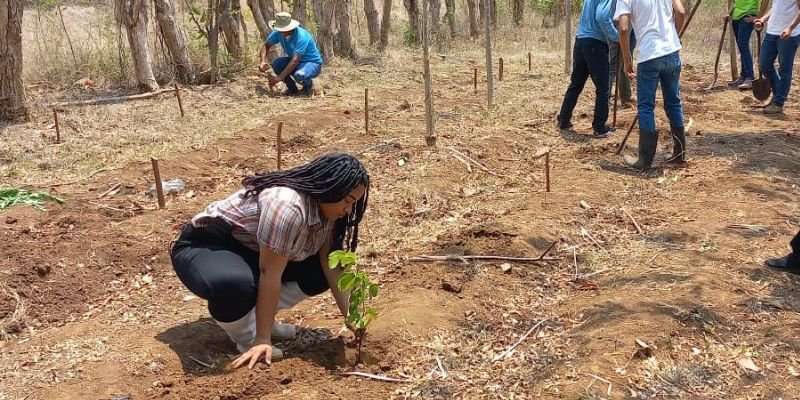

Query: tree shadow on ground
[156,319,347,375]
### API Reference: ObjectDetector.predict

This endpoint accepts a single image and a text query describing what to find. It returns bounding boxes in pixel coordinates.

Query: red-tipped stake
[175,84,185,117]
[276,121,283,171]
[151,158,166,209]
[545,152,551,193]
[53,108,61,144]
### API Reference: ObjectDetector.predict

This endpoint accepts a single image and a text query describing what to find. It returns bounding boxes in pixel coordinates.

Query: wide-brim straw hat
[269,12,300,32]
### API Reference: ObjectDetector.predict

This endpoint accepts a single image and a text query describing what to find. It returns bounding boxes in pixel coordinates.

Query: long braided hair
[241,152,369,252]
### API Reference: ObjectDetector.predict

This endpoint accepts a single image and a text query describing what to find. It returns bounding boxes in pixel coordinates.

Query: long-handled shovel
[615,0,702,155]
[706,18,729,90]
[752,28,771,101]
[612,60,622,126]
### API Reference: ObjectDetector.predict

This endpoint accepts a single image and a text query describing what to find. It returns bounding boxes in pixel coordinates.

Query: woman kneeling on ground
[170,153,369,369]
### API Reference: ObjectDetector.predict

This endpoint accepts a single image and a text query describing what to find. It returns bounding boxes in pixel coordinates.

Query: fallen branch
[188,356,214,368]
[621,208,644,234]
[341,371,411,383]
[435,355,447,378]
[580,227,605,250]
[446,147,501,176]
[492,319,548,362]
[88,201,125,212]
[450,152,473,173]
[408,254,562,263]
[97,183,122,199]
[47,88,173,108]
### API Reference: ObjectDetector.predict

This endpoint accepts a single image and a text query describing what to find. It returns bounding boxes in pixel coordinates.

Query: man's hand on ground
[268,76,280,86]
[258,62,268,73]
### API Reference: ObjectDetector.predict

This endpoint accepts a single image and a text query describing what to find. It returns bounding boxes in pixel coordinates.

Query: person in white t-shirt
[614,0,687,170]
[754,0,800,114]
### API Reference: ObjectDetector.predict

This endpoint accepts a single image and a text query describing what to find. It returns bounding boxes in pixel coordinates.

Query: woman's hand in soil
[232,340,274,369]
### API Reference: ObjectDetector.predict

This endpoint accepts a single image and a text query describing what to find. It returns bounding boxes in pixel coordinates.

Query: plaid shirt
[192,187,333,261]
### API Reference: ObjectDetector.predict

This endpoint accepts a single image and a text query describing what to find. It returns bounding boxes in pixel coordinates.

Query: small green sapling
[328,250,378,363]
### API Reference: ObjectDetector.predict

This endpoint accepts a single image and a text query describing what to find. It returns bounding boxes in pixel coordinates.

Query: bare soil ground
[2,27,800,399]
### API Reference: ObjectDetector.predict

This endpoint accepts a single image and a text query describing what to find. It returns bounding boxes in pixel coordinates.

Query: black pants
[557,38,610,131]
[790,230,800,269]
[170,218,329,322]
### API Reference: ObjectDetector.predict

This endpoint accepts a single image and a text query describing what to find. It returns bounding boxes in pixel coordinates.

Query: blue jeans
[759,34,800,107]
[636,51,684,133]
[271,57,322,93]
[557,38,610,130]
[732,18,755,80]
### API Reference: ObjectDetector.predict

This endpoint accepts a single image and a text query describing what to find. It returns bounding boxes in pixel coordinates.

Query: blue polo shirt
[576,0,619,43]
[267,27,324,65]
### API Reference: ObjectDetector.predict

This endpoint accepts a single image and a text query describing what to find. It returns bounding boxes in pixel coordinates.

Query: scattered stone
[441,281,462,293]
[5,216,17,224]
[500,263,512,273]
[146,178,186,197]
[280,375,293,385]
[36,265,51,277]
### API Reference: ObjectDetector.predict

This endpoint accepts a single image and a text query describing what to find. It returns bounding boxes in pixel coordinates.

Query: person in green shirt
[726,0,763,89]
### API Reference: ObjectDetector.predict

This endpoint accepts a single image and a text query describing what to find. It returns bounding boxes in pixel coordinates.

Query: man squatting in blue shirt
[258,12,324,97]
[556,0,620,138]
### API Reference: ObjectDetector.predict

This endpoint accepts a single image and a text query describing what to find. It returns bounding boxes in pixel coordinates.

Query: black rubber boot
[623,130,658,170]
[665,125,687,164]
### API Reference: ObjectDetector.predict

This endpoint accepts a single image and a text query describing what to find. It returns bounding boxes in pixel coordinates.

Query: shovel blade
[753,78,771,101]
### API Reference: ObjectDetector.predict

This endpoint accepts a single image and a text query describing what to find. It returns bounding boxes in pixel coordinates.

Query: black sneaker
[299,83,314,97]
[593,126,616,138]
[765,255,790,269]
[557,120,573,130]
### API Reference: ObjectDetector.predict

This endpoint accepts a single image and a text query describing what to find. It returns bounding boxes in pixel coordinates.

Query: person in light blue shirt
[258,12,324,97]
[556,0,619,137]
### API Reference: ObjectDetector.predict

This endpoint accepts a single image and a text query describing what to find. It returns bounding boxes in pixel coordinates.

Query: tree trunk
[483,0,493,106]
[491,0,496,27]
[248,0,269,39]
[364,0,380,45]
[512,0,524,26]
[445,0,455,38]
[379,0,392,51]
[0,0,28,122]
[153,0,193,83]
[403,0,420,44]
[466,0,479,39]
[218,0,242,61]
[207,0,220,83]
[312,0,335,59]
[292,0,307,26]
[422,0,435,146]
[428,0,440,44]
[115,0,159,92]
[335,0,354,57]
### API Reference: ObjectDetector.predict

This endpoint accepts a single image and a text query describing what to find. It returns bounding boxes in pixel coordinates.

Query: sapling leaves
[328,250,378,363]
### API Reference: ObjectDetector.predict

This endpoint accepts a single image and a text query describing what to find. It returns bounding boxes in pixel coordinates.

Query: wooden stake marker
[528,52,532,71]
[151,158,166,209]
[53,108,61,144]
[364,88,369,135]
[473,67,478,94]
[499,57,504,81]
[276,121,283,170]
[545,152,551,193]
[174,84,185,117]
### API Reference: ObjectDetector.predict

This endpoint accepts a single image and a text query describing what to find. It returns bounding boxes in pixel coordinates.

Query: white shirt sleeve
[614,0,633,21]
